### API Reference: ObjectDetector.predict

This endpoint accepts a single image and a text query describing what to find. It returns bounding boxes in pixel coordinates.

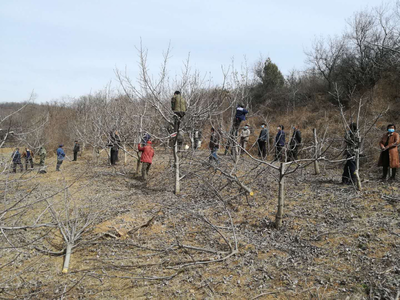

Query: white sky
[0,0,387,103]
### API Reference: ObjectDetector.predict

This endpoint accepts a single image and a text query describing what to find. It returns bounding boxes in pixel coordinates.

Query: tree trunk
[174,138,180,194]
[62,243,73,274]
[123,143,128,165]
[275,163,286,229]
[313,128,320,175]
[355,147,362,191]
[92,146,98,164]
[136,152,142,174]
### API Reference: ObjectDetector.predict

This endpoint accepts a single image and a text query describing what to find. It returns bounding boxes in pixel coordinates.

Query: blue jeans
[210,147,219,164]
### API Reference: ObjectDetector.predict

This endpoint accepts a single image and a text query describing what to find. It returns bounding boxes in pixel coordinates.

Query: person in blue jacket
[233,104,249,132]
[11,148,23,173]
[275,125,286,162]
[56,144,66,171]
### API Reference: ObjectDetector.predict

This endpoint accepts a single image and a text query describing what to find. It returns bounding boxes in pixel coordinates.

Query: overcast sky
[0,0,386,103]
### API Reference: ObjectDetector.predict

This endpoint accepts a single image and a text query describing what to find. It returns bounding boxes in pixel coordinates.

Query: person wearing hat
[239,124,251,155]
[274,125,286,162]
[56,144,65,171]
[138,140,155,181]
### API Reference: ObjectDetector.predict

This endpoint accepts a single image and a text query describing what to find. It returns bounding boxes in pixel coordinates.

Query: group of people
[210,104,302,164]
[9,90,399,185]
[10,141,80,173]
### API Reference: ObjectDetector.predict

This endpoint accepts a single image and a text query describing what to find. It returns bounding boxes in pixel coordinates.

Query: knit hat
[147,141,152,144]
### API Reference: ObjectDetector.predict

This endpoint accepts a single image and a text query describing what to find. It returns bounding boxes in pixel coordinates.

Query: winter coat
[240,128,251,141]
[235,107,248,121]
[38,147,47,156]
[11,150,21,163]
[138,144,154,164]
[275,130,286,147]
[378,132,400,168]
[73,143,80,153]
[109,132,121,150]
[290,129,302,148]
[344,131,357,158]
[57,147,66,161]
[171,94,187,113]
[209,132,220,149]
[22,149,34,159]
[258,128,269,142]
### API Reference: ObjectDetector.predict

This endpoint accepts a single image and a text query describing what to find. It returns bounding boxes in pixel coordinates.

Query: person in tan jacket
[378,124,400,181]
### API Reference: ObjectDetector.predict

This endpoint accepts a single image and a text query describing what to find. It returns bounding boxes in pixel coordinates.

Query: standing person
[209,127,220,164]
[342,123,358,184]
[239,124,251,155]
[11,148,23,173]
[56,145,65,171]
[22,148,34,170]
[109,130,120,165]
[38,146,47,166]
[275,125,286,162]
[138,141,154,181]
[257,123,269,159]
[288,125,302,161]
[193,129,202,150]
[378,124,400,181]
[73,141,80,161]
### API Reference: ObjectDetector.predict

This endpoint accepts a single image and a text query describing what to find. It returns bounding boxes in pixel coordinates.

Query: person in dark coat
[109,131,120,165]
[288,125,302,161]
[233,104,249,132]
[209,127,220,164]
[342,123,358,184]
[274,125,286,162]
[22,148,34,170]
[56,145,65,171]
[257,123,269,159]
[138,141,155,180]
[11,148,23,172]
[378,124,400,181]
[73,141,80,161]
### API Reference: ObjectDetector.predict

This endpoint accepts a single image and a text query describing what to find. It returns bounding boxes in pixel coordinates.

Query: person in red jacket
[138,140,155,180]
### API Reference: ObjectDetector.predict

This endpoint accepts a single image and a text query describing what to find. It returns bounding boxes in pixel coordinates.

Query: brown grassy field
[0,146,399,299]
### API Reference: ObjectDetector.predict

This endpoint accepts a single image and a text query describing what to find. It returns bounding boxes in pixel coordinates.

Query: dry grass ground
[0,147,399,299]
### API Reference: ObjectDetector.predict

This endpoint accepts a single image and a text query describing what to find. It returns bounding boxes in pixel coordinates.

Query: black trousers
[25,158,34,169]
[110,148,118,165]
[258,140,266,159]
[342,159,356,184]
[275,145,284,162]
[73,151,78,161]
[288,147,299,161]
[382,150,397,179]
